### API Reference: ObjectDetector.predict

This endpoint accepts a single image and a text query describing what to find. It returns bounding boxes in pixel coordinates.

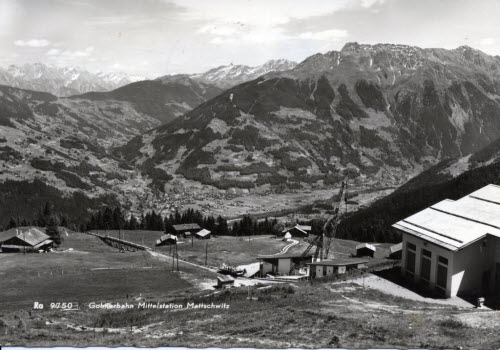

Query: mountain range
[0,59,297,97]
[0,63,145,97]
[117,42,500,194]
[3,42,500,228]
[188,59,297,88]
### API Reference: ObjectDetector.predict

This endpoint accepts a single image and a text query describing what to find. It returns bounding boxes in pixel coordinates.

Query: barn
[356,243,376,258]
[172,223,201,238]
[393,184,500,298]
[0,228,53,253]
[282,224,311,238]
[195,229,211,239]
[307,258,368,278]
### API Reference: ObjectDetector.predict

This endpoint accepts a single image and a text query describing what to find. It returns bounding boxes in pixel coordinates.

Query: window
[407,242,416,251]
[420,249,432,282]
[406,250,416,274]
[323,267,326,276]
[438,256,448,265]
[436,255,448,290]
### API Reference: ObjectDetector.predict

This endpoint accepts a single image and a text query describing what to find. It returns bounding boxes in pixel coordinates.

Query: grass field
[0,230,216,311]
[0,279,496,348]
[91,230,393,267]
[1,229,496,348]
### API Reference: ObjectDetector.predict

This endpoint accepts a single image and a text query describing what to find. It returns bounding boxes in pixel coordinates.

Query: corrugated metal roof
[307,258,368,266]
[393,184,500,251]
[356,243,376,251]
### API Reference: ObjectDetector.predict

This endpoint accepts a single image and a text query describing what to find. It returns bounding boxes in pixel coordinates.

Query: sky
[1,0,500,78]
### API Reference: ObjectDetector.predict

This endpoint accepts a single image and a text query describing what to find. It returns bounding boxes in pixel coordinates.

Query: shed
[389,242,402,259]
[356,243,376,258]
[155,234,178,246]
[195,229,211,239]
[217,274,235,288]
[282,224,311,238]
[307,258,369,278]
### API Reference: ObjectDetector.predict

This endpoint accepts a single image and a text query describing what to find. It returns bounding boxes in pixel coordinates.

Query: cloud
[479,37,495,46]
[198,24,239,37]
[46,48,61,56]
[298,29,348,41]
[46,47,95,60]
[14,39,50,47]
[360,0,385,8]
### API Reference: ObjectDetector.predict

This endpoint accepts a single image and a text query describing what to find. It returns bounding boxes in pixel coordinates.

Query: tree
[6,217,17,230]
[46,214,62,246]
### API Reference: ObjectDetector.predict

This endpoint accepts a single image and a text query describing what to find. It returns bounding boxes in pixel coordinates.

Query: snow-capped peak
[0,62,144,96]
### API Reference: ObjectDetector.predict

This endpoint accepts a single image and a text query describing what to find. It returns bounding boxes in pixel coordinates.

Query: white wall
[277,258,291,274]
[261,261,273,275]
[402,233,454,297]
[452,236,499,296]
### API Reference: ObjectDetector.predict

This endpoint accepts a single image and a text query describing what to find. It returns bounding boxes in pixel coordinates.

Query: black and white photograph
[1,0,500,348]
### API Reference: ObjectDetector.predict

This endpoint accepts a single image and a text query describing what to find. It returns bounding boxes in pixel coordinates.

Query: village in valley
[3,180,500,348]
[4,1,500,349]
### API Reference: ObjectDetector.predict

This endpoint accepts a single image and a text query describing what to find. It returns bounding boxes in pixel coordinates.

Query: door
[482,270,491,293]
[495,263,500,294]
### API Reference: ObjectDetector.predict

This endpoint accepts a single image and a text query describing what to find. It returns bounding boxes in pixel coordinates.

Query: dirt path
[267,239,299,256]
[348,274,475,308]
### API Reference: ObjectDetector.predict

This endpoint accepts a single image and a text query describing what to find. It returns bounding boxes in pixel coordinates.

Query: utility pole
[171,247,175,271]
[205,242,208,266]
[176,244,179,272]
[191,233,194,248]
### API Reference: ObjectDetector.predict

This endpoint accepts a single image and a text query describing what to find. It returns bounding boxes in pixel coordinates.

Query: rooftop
[356,243,376,251]
[257,252,313,260]
[393,184,500,251]
[389,242,403,253]
[172,223,201,231]
[196,229,211,237]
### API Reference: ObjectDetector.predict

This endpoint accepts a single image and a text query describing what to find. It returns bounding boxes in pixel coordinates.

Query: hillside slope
[0,79,220,226]
[72,76,222,124]
[336,137,500,243]
[117,43,500,193]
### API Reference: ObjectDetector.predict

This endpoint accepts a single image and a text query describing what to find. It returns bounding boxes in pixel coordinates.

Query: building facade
[394,184,500,298]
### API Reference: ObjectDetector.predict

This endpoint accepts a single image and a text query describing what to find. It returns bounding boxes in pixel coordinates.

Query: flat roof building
[393,184,500,297]
[257,252,313,276]
[307,258,368,278]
